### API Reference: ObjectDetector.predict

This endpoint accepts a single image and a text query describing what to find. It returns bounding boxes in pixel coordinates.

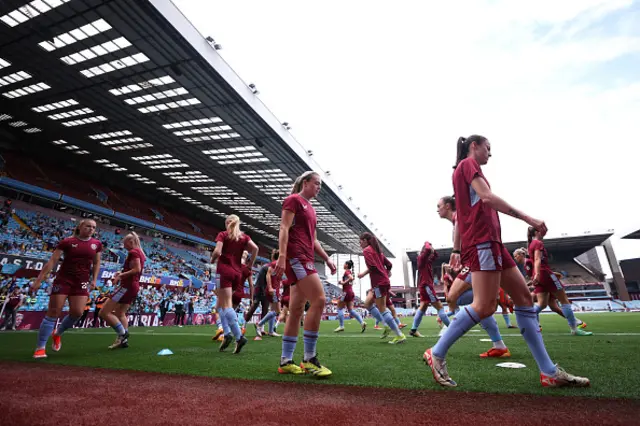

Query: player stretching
[437,196,510,357]
[527,228,592,336]
[424,135,589,388]
[275,171,336,377]
[31,219,102,358]
[334,260,366,333]
[255,257,283,338]
[212,215,259,353]
[410,241,450,337]
[359,232,406,344]
[100,232,146,349]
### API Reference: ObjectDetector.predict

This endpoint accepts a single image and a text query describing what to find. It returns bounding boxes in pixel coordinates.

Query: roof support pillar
[402,252,413,307]
[602,238,630,301]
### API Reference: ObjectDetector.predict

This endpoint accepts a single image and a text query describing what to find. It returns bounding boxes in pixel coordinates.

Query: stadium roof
[0,0,392,257]
[406,232,613,266]
[622,229,640,240]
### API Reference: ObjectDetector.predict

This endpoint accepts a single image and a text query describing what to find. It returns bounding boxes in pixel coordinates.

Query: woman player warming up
[212,214,258,354]
[513,248,587,330]
[99,232,146,349]
[437,196,511,357]
[359,232,406,344]
[274,171,337,377]
[424,135,589,388]
[334,260,366,333]
[527,228,592,336]
[255,256,283,338]
[31,219,102,358]
[410,241,450,337]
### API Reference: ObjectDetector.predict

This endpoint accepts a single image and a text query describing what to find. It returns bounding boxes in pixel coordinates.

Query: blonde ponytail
[125,231,145,256]
[291,171,319,195]
[226,214,241,240]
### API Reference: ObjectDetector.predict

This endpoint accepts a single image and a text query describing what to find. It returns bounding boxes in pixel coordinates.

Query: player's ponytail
[125,231,144,256]
[441,195,456,211]
[73,220,83,237]
[359,232,381,254]
[226,214,241,240]
[345,260,354,270]
[271,249,279,261]
[527,226,536,246]
[291,171,319,195]
[454,135,488,169]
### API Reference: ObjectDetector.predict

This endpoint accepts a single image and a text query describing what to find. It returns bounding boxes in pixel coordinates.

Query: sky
[172,0,640,288]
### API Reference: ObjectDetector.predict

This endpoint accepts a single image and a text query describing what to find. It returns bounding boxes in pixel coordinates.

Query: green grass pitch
[1,312,639,399]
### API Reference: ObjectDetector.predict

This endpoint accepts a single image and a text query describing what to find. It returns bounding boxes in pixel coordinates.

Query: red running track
[0,362,638,426]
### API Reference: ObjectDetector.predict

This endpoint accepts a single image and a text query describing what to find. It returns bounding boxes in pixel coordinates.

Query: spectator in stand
[186,295,195,326]
[174,295,185,326]
[159,295,170,325]
[1,287,24,330]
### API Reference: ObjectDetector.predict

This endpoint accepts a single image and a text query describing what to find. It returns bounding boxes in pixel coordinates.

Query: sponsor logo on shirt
[71,244,78,248]
[91,244,97,250]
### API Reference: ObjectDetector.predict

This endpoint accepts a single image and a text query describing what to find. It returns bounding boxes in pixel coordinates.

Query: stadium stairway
[11,212,35,235]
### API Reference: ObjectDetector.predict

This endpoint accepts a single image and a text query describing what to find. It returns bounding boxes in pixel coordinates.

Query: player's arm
[470,177,547,234]
[246,240,258,270]
[32,249,63,292]
[358,268,370,279]
[211,241,223,264]
[266,267,274,294]
[275,210,294,276]
[440,263,447,295]
[247,272,254,300]
[91,252,101,290]
[450,224,462,269]
[383,256,392,272]
[533,250,542,283]
[116,258,142,281]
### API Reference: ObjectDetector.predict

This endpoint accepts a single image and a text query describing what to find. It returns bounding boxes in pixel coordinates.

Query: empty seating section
[2,152,221,241]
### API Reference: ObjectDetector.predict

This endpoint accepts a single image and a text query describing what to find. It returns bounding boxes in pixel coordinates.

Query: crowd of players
[23,134,593,389]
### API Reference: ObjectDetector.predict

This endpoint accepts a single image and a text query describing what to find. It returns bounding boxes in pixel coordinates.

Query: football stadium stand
[621,229,640,300]
[0,194,363,325]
